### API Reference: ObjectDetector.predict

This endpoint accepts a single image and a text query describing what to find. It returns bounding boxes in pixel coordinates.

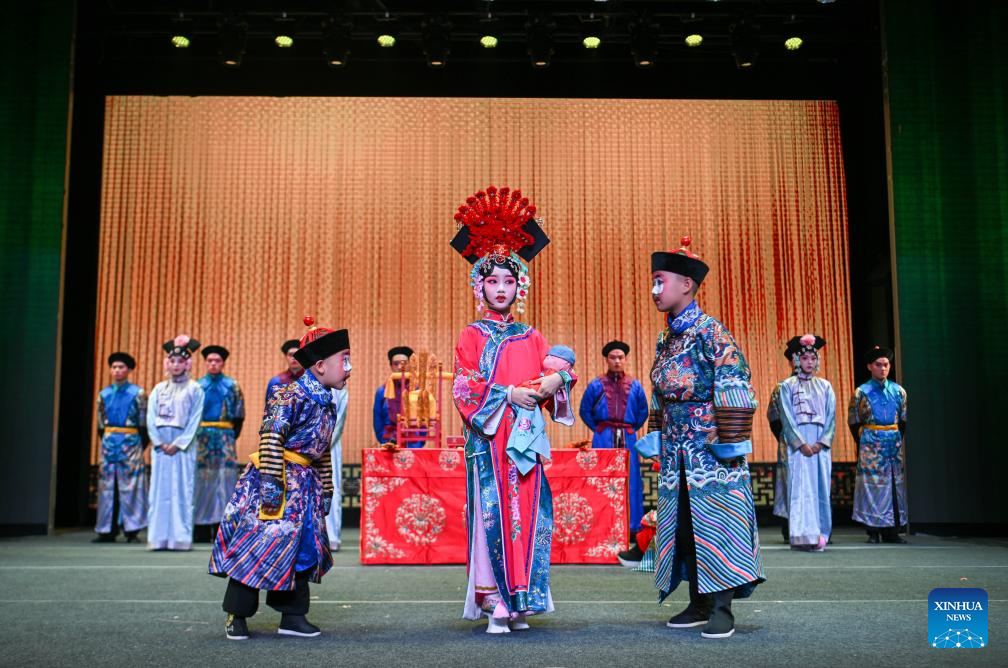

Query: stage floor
[1,528,1005,666]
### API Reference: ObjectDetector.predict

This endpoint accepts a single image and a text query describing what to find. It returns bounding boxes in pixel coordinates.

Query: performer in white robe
[146,335,204,551]
[325,386,349,550]
[771,334,835,551]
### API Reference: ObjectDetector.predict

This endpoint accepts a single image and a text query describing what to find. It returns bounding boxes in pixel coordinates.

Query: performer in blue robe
[649,237,764,640]
[194,345,246,540]
[850,345,908,544]
[771,335,836,551]
[94,352,148,543]
[146,336,204,551]
[264,339,304,410]
[578,340,649,532]
[210,320,350,640]
[372,345,424,447]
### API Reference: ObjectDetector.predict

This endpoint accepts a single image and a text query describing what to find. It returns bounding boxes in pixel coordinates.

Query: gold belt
[200,421,234,429]
[863,424,898,431]
[104,426,139,435]
[249,450,313,468]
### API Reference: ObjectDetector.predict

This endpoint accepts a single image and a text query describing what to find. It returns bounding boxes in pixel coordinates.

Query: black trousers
[677,456,734,606]
[223,572,310,618]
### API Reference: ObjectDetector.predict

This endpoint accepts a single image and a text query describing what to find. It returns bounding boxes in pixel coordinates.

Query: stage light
[322,19,351,67]
[629,19,658,67]
[682,12,703,48]
[274,12,295,49]
[581,14,603,50]
[526,16,555,69]
[377,34,396,48]
[730,20,760,70]
[422,17,451,68]
[785,36,803,51]
[170,13,192,49]
[480,34,498,48]
[218,17,247,67]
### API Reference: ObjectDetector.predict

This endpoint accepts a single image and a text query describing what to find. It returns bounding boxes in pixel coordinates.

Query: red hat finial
[303,315,315,327]
[680,235,692,248]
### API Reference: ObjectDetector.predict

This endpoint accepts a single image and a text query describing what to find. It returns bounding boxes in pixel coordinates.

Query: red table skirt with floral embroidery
[360,447,629,565]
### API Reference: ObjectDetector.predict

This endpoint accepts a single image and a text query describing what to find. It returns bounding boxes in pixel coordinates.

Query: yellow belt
[249,450,313,468]
[863,424,898,431]
[248,449,313,520]
[104,426,139,435]
[200,421,234,429]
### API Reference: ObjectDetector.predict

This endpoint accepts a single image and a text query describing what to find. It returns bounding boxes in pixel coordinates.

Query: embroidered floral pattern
[393,449,415,470]
[575,449,598,470]
[553,492,594,544]
[395,494,447,545]
[438,449,461,471]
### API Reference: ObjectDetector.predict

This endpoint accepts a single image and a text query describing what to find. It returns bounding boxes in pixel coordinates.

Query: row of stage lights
[167,12,813,71]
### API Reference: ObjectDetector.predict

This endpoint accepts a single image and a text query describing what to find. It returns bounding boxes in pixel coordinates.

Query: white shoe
[510,614,530,631]
[486,616,511,634]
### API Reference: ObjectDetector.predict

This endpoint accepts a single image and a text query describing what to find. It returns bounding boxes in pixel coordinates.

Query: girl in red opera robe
[450,186,576,634]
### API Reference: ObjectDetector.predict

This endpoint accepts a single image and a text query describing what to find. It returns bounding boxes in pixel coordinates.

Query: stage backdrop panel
[93,96,853,467]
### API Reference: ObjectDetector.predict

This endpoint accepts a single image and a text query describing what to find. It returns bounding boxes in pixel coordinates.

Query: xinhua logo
[929,588,988,648]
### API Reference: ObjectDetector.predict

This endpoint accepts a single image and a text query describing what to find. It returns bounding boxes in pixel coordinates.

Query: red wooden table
[360,447,629,565]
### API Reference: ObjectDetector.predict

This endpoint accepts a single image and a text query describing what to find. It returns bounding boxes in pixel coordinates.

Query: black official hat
[863,345,894,365]
[651,235,710,285]
[387,346,414,362]
[292,316,350,368]
[107,352,136,369]
[201,345,230,361]
[601,340,630,357]
[280,339,300,354]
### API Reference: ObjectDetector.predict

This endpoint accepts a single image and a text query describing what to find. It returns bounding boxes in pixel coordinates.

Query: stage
[2,528,1005,666]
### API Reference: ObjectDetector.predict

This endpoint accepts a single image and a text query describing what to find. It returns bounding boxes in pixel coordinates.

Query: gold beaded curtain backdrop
[94,96,853,466]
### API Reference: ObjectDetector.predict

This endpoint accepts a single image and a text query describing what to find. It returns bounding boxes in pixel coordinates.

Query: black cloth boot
[666,458,711,629]
[265,571,311,616]
[866,528,881,544]
[222,578,259,640]
[701,588,736,639]
[272,572,319,637]
[123,530,140,543]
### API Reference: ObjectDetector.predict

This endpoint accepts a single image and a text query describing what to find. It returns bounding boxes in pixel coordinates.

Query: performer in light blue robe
[146,336,204,551]
[94,352,148,543]
[194,345,246,537]
[578,340,649,532]
[850,345,908,544]
[771,335,835,551]
[325,386,349,550]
